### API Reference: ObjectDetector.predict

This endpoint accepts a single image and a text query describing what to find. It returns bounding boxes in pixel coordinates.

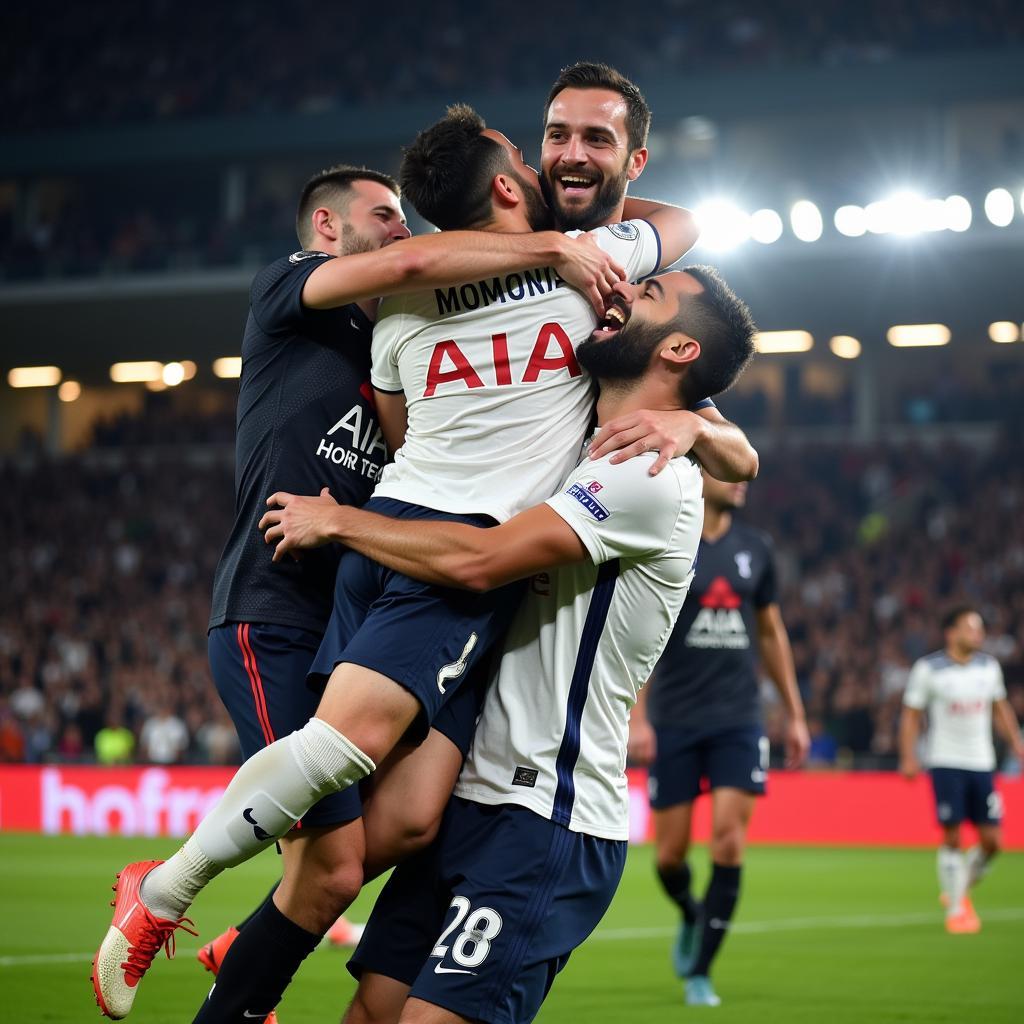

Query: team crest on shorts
[607,222,639,241]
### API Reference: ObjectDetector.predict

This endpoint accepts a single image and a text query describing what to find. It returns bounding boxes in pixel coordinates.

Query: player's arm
[620,196,699,269]
[261,493,586,591]
[993,700,1024,760]
[373,389,408,455]
[302,230,625,314]
[754,603,809,769]
[588,404,758,480]
[898,707,924,778]
[627,675,657,766]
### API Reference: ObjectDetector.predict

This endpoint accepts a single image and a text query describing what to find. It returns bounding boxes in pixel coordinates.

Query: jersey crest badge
[735,551,753,578]
[607,222,639,241]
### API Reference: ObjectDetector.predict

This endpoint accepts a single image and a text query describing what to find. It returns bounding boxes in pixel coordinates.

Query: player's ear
[659,334,700,367]
[312,206,339,242]
[491,173,518,209]
[626,147,648,182]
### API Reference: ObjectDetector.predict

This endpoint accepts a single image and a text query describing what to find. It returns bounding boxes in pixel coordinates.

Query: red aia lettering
[423,340,485,398]
[522,323,581,382]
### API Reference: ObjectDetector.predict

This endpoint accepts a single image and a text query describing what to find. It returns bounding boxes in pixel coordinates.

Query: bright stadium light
[829,335,862,359]
[749,208,783,244]
[790,201,822,242]
[58,380,81,402]
[694,200,751,250]
[181,360,198,381]
[755,330,813,353]
[7,365,61,388]
[111,361,163,383]
[988,321,1021,344]
[943,195,972,232]
[162,362,186,387]
[146,379,168,392]
[887,324,951,347]
[984,188,1014,227]
[834,205,867,237]
[213,356,242,379]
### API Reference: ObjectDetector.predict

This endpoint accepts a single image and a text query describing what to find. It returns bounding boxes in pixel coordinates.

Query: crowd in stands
[1,407,1022,770]
[6,1,1023,135]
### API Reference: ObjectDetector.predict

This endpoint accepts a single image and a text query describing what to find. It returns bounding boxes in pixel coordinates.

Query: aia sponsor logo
[700,576,742,610]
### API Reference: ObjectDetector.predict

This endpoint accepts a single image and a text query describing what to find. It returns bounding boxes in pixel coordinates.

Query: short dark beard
[541,161,631,231]
[576,317,665,385]
[507,171,554,232]
[340,223,377,256]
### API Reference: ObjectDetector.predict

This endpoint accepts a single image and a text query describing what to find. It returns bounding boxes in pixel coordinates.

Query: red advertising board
[1,765,1022,848]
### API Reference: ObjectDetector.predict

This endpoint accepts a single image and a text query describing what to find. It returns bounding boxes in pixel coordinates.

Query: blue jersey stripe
[552,559,620,826]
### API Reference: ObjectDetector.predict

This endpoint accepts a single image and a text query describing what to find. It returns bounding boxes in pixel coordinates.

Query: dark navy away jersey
[210,251,388,632]
[647,520,777,731]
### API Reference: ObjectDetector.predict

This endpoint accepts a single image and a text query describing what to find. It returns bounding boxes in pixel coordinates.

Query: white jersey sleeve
[568,220,662,283]
[992,660,1007,702]
[903,657,933,709]
[369,298,408,393]
[546,452,688,564]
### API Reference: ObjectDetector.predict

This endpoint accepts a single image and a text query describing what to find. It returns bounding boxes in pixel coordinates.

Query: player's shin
[142,720,374,919]
[690,863,741,979]
[937,846,968,915]
[965,845,993,888]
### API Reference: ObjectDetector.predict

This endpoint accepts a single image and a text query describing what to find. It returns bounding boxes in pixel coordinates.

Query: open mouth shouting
[593,293,631,338]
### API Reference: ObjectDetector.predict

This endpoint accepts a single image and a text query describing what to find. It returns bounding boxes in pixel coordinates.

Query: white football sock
[140,720,374,919]
[965,845,992,888]
[937,846,968,916]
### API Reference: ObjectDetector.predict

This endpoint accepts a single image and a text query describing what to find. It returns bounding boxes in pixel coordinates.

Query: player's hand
[784,715,811,770]
[627,717,656,766]
[259,487,340,562]
[899,756,920,780]
[556,232,626,314]
[589,408,704,476]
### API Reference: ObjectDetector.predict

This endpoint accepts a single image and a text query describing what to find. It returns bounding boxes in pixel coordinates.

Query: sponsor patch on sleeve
[607,222,640,240]
[566,481,610,521]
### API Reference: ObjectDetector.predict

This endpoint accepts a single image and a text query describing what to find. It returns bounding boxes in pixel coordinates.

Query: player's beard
[541,160,631,231]
[576,317,665,385]
[340,223,378,256]
[509,172,554,232]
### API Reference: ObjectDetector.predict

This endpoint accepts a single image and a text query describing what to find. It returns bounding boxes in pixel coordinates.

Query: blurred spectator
[139,699,189,765]
[94,712,136,765]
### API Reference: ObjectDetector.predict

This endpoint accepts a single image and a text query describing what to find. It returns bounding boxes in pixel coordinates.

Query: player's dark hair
[675,265,757,407]
[545,61,652,153]
[942,604,981,631]
[295,164,399,247]
[400,104,512,230]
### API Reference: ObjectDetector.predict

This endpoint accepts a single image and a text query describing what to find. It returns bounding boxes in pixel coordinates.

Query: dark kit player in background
[629,475,810,1007]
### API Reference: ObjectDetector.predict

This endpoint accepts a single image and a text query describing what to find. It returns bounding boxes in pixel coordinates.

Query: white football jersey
[455,450,704,840]
[370,221,662,521]
[903,651,1006,771]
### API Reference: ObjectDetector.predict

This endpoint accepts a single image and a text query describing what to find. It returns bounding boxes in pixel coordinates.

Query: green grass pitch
[1,834,1020,1022]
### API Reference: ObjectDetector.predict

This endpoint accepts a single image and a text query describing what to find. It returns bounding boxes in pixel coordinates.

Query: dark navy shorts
[308,498,524,744]
[208,622,362,827]
[648,724,768,809]
[930,767,1003,826]
[349,797,627,1024]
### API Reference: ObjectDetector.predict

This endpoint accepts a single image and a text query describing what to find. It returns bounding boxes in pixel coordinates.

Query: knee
[344,986,387,1024]
[981,834,1001,857]
[711,826,745,866]
[654,844,689,874]
[319,857,364,913]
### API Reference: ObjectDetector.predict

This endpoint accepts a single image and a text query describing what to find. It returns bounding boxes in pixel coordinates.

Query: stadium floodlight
[886,324,951,347]
[754,330,813,353]
[7,365,61,388]
[180,360,198,381]
[984,188,1014,227]
[749,208,783,244]
[943,195,972,232]
[213,356,242,378]
[58,380,81,402]
[829,335,862,359]
[834,205,867,237]
[694,200,751,251]
[162,362,186,387]
[988,321,1021,344]
[110,361,163,383]
[790,201,822,242]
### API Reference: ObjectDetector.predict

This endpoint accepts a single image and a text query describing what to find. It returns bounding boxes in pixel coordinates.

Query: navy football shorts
[208,622,362,827]
[648,724,769,809]
[930,767,1003,826]
[308,498,525,743]
[349,797,626,1024]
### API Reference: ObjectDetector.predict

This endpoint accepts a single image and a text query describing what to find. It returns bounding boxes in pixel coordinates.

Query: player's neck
[945,645,974,665]
[594,381,679,430]
[702,506,732,542]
